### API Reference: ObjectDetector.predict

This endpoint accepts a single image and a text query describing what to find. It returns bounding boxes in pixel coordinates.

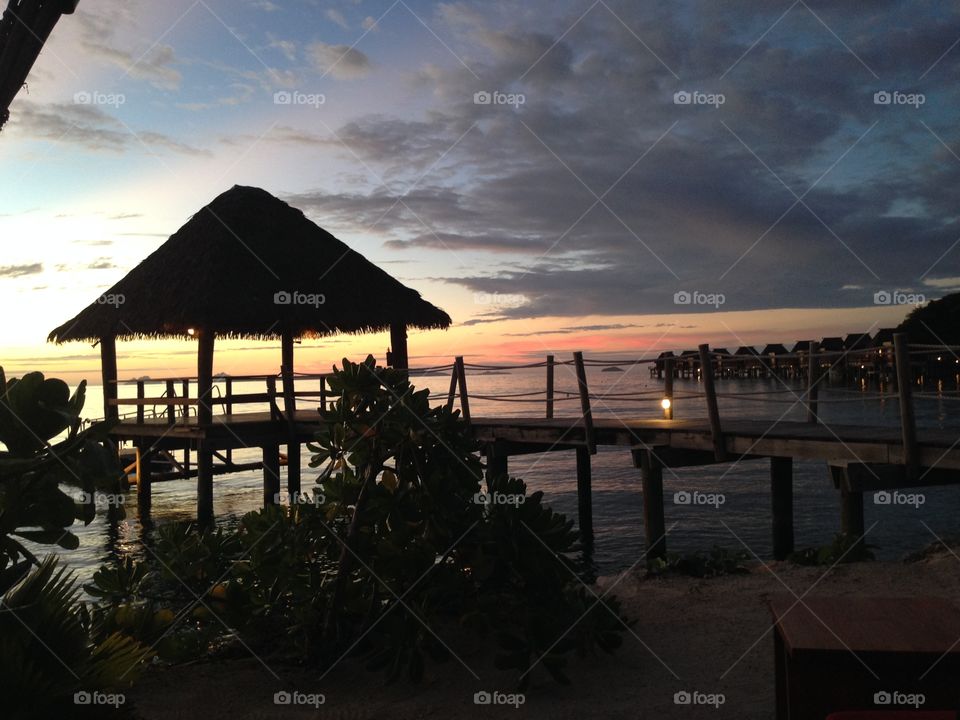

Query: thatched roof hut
[843,332,872,352]
[48,185,451,420]
[49,185,450,343]
[820,337,844,353]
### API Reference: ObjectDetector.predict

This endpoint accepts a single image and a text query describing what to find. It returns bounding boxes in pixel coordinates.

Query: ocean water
[48,363,960,584]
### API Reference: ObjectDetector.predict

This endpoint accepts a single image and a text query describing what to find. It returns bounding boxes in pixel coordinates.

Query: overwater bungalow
[652,350,676,378]
[712,348,731,377]
[733,346,761,377]
[760,343,790,377]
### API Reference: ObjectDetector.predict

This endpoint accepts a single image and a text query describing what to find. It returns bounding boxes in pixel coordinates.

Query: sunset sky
[2,0,958,383]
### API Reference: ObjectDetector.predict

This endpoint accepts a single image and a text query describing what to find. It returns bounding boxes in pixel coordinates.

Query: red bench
[768,596,960,719]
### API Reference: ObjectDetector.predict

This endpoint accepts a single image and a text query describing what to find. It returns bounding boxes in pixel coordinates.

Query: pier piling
[770,457,794,560]
[576,446,594,547]
[263,443,281,506]
[635,450,667,561]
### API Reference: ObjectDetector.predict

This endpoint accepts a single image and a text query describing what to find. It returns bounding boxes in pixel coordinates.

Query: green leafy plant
[789,533,875,566]
[646,546,751,578]
[0,369,151,718]
[0,555,152,719]
[0,368,125,592]
[88,357,631,686]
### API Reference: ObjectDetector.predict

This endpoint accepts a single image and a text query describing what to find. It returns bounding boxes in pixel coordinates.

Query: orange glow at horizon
[4,305,912,386]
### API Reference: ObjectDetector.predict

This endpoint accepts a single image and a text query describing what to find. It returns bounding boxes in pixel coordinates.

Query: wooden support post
[166,380,175,425]
[136,380,144,423]
[545,355,555,419]
[841,489,865,539]
[389,322,408,372]
[224,378,233,415]
[576,446,594,548]
[263,443,281,506]
[196,330,215,523]
[266,377,280,420]
[446,362,458,411]
[806,341,820,424]
[319,376,327,413]
[664,358,675,420]
[100,335,118,421]
[136,445,151,517]
[832,466,865,548]
[573,351,596,454]
[893,333,918,479]
[484,440,507,490]
[770,457,794,560]
[181,379,189,419]
[635,450,666,561]
[698,344,726,461]
[455,356,470,423]
[224,378,233,464]
[281,329,301,497]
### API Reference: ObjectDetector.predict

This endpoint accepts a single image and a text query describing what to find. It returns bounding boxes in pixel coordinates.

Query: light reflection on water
[55,368,960,584]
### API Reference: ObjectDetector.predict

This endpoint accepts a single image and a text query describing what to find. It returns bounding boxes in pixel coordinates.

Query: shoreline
[125,541,960,719]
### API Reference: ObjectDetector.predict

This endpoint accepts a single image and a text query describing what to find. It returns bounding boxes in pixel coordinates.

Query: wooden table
[768,595,960,719]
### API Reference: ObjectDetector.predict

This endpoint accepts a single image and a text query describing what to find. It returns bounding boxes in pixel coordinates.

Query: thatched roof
[843,332,872,351]
[49,186,451,343]
[761,343,788,355]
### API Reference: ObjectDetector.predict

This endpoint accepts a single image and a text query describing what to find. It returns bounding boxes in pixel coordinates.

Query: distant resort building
[650,328,954,385]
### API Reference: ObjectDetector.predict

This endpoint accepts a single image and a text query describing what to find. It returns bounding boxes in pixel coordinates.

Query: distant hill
[897,293,960,344]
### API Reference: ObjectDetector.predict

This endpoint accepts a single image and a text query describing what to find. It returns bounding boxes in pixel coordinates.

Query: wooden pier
[105,334,960,562]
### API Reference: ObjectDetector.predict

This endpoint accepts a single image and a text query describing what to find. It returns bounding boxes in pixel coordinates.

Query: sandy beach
[126,541,960,719]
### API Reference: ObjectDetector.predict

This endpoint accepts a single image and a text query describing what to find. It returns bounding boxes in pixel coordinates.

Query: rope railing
[99,339,953,473]
[441,336,946,471]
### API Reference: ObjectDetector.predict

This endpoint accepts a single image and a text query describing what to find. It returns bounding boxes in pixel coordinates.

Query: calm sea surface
[51,364,960,583]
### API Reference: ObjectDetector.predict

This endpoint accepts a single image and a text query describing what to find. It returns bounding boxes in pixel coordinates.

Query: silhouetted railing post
[136,380,145,424]
[455,356,470,423]
[224,378,233,464]
[664,357,675,420]
[573,351,596,454]
[545,355,555,419]
[806,341,820,424]
[266,377,280,421]
[446,362,458,411]
[699,344,725,461]
[894,333,918,479]
[165,380,175,425]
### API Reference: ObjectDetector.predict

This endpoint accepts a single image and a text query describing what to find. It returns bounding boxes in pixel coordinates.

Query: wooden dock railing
[102,339,956,561]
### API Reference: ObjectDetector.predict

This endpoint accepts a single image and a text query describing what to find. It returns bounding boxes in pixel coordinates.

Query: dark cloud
[0,264,42,278]
[271,0,960,318]
[504,323,649,336]
[87,259,117,270]
[8,102,210,156]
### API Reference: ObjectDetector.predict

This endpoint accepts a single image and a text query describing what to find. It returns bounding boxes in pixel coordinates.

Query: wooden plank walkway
[110,410,960,561]
[470,417,960,470]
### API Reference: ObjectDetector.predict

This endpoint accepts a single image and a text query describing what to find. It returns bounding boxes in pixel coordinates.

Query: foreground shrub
[0,369,151,719]
[89,357,629,686]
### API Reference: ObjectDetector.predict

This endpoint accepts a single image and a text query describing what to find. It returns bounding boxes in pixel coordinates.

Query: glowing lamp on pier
[187,328,196,337]
[661,396,673,420]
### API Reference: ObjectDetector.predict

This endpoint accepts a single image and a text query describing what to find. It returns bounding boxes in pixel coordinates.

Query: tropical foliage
[0,369,151,719]
[87,357,629,686]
